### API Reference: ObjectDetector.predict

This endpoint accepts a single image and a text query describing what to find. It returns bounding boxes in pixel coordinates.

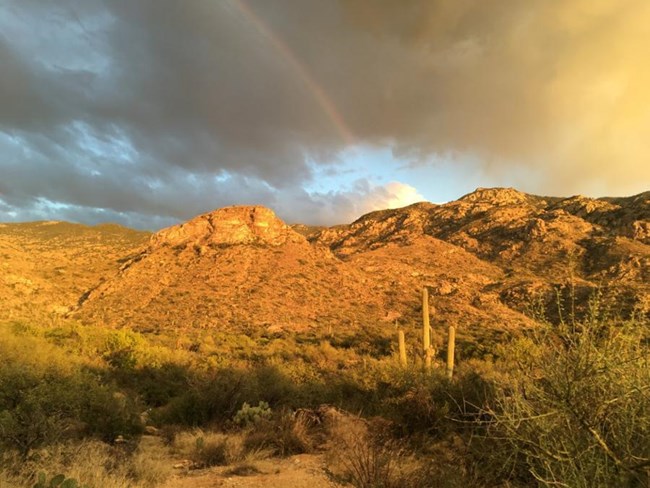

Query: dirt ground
[161,453,343,488]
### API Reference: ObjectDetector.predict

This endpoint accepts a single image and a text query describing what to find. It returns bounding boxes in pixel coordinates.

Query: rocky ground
[162,453,339,488]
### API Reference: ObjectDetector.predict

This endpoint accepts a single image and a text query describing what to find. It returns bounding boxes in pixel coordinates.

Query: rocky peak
[458,187,531,206]
[350,202,438,225]
[150,205,305,249]
[551,195,620,217]
[311,202,437,254]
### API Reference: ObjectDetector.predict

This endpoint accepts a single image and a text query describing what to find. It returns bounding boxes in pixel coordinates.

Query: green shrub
[102,330,144,370]
[127,363,189,407]
[156,365,301,427]
[0,331,142,454]
[157,367,258,426]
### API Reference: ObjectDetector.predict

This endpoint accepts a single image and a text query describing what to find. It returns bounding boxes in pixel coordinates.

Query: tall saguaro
[398,329,407,367]
[446,325,456,379]
[422,287,432,370]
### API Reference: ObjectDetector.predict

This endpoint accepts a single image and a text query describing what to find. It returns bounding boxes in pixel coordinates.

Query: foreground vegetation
[0,293,648,487]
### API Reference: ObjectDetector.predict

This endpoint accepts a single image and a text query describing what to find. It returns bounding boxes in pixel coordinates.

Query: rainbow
[233,0,356,146]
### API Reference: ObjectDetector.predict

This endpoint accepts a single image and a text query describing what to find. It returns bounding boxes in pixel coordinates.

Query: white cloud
[273,180,425,226]
[381,181,425,209]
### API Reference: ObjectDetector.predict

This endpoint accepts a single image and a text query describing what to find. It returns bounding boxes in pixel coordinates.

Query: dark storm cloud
[0,0,648,229]
[1,0,342,227]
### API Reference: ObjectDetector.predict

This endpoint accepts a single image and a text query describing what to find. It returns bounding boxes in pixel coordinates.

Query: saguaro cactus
[398,329,407,367]
[422,287,432,369]
[446,325,456,379]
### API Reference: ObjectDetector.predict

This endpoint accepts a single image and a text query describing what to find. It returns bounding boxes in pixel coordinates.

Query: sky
[0,0,648,229]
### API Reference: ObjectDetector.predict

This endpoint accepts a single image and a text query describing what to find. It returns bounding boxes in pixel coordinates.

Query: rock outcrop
[150,206,304,249]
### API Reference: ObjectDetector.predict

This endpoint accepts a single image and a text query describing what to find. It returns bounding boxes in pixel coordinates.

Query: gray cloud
[0,0,648,229]
[339,0,650,195]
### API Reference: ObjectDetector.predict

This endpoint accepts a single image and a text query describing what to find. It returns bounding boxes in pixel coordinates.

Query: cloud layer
[0,0,648,228]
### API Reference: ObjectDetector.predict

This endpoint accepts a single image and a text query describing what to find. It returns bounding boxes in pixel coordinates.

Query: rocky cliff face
[150,206,304,249]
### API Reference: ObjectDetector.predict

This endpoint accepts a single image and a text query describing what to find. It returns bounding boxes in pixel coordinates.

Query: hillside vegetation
[0,221,148,323]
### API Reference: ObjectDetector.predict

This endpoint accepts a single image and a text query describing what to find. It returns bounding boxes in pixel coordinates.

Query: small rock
[144,425,160,436]
[437,282,455,295]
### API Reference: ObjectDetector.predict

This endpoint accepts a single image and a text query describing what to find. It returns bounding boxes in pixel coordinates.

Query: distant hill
[1,188,648,344]
[308,188,649,328]
[0,221,149,322]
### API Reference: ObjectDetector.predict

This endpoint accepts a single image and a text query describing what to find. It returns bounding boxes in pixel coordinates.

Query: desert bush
[326,413,424,488]
[102,330,144,370]
[251,364,300,404]
[355,364,488,439]
[172,429,245,467]
[0,367,83,454]
[383,373,451,438]
[329,327,394,358]
[125,363,190,407]
[487,301,650,487]
[157,367,260,426]
[156,364,305,427]
[243,409,315,457]
[193,434,230,467]
[80,388,143,443]
[0,328,142,454]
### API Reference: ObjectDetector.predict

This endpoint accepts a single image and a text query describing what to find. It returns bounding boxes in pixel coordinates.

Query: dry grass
[0,471,24,488]
[243,410,315,457]
[324,412,443,488]
[0,439,172,488]
[129,440,174,487]
[224,462,262,477]
[172,429,251,468]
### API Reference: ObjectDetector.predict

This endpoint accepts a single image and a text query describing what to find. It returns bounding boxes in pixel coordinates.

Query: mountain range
[1,187,647,347]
